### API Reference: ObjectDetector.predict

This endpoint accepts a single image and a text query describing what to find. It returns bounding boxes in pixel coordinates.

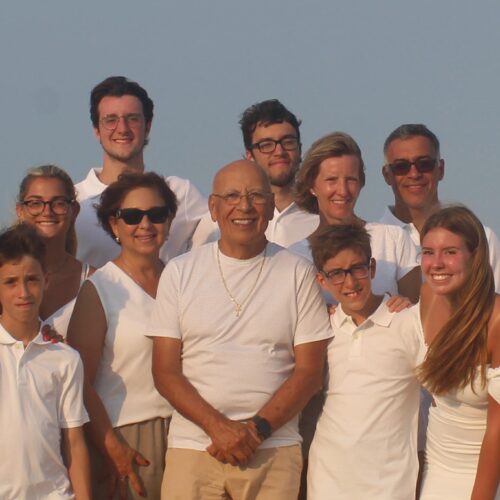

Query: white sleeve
[190,212,220,248]
[58,351,89,428]
[147,260,182,339]
[485,227,500,293]
[394,226,420,280]
[178,178,208,228]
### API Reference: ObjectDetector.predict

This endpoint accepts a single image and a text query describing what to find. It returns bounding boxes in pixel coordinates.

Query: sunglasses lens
[120,209,143,225]
[414,158,436,172]
[390,161,411,175]
[389,158,436,175]
[147,207,169,223]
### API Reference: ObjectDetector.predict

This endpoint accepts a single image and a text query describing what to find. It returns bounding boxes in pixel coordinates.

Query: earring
[115,236,120,243]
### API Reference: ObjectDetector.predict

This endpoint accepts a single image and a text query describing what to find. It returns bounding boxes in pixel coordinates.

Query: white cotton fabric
[0,325,88,500]
[75,168,208,268]
[147,242,333,451]
[88,262,172,427]
[290,221,419,297]
[307,300,424,500]
[380,206,500,293]
[190,202,319,248]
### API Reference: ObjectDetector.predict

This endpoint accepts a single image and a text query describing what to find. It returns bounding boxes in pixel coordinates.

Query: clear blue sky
[1,0,499,233]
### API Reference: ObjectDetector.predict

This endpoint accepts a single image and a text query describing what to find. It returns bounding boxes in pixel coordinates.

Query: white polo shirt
[147,242,333,451]
[190,202,319,248]
[0,325,88,499]
[75,168,209,268]
[380,206,500,292]
[308,300,424,500]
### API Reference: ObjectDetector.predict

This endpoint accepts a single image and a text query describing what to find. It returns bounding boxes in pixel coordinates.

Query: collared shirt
[308,300,424,500]
[0,325,88,499]
[75,168,209,268]
[190,201,319,249]
[380,205,500,292]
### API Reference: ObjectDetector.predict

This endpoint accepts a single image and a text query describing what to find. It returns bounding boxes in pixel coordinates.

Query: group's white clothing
[75,168,208,268]
[380,205,500,292]
[307,300,423,500]
[290,221,419,298]
[416,311,500,499]
[88,262,172,427]
[147,242,333,451]
[190,202,320,248]
[0,325,88,500]
[42,263,91,338]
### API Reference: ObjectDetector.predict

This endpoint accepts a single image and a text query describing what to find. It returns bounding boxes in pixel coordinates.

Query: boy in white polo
[307,224,424,500]
[0,224,90,499]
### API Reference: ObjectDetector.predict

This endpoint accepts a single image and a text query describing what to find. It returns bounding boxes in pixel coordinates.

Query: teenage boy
[0,224,90,499]
[307,224,424,500]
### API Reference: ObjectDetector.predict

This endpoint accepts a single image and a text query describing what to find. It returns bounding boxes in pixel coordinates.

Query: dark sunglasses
[115,206,171,225]
[387,157,437,176]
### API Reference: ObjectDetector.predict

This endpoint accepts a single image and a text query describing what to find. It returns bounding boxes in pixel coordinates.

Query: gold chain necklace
[216,246,266,317]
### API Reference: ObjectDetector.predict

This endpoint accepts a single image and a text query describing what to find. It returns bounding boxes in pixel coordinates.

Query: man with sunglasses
[380,123,500,290]
[75,76,208,268]
[192,100,318,248]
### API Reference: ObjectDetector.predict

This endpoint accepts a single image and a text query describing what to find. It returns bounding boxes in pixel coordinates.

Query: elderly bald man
[149,160,332,500]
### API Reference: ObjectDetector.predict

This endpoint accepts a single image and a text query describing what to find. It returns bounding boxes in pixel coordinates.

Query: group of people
[0,75,498,500]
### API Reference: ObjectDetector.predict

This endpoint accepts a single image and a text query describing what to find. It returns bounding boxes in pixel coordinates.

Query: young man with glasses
[307,224,423,500]
[380,123,500,290]
[192,100,319,249]
[75,76,208,268]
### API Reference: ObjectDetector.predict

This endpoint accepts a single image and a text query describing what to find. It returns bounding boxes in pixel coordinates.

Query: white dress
[420,365,500,498]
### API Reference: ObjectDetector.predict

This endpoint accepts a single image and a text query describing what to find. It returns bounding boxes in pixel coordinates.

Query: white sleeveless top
[43,263,91,338]
[89,262,172,427]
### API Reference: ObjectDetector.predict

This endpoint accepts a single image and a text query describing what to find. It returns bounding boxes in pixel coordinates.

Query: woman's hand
[386,294,412,313]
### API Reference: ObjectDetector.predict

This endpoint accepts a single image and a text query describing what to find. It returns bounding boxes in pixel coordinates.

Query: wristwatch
[251,415,272,440]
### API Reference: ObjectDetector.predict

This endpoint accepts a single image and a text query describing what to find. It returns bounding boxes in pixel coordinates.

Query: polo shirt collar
[0,324,50,346]
[332,294,395,329]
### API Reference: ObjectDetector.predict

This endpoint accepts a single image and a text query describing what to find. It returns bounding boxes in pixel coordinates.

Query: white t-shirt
[308,300,424,500]
[75,168,209,268]
[290,221,419,297]
[147,242,333,450]
[88,262,172,427]
[0,325,88,500]
[190,202,319,248]
[380,206,500,293]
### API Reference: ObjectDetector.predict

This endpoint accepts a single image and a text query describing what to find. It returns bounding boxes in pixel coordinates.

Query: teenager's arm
[62,427,91,500]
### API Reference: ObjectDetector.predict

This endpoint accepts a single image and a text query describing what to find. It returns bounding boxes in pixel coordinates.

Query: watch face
[253,415,272,439]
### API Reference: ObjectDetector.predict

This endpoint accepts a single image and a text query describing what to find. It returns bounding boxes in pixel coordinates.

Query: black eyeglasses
[115,207,171,225]
[211,192,271,206]
[322,262,371,285]
[387,157,437,176]
[22,198,75,216]
[250,136,299,154]
[100,113,144,131]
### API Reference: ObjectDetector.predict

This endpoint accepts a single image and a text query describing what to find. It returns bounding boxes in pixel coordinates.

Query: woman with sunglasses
[418,206,499,499]
[293,131,421,303]
[16,165,93,337]
[67,171,177,499]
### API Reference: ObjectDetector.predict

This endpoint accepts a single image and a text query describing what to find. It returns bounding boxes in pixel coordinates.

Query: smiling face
[209,161,274,258]
[312,155,363,224]
[0,255,46,328]
[94,95,151,165]
[16,177,78,243]
[383,136,444,212]
[421,227,472,296]
[316,247,377,323]
[109,186,171,258]
[245,121,301,188]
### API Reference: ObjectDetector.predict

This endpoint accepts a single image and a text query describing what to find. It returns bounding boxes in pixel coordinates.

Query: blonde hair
[418,205,495,395]
[17,165,78,256]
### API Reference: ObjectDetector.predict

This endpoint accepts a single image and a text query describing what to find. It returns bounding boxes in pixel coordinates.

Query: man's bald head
[212,160,272,194]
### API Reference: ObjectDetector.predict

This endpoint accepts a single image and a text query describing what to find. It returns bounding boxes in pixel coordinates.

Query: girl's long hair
[418,205,495,395]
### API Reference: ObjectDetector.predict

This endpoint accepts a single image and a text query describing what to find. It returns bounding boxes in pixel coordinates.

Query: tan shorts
[162,445,302,500]
[90,417,169,500]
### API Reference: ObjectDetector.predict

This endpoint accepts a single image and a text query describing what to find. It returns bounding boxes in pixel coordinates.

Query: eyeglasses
[99,113,144,131]
[387,157,437,176]
[211,192,272,206]
[321,262,371,285]
[115,207,171,225]
[22,198,75,216]
[250,136,299,154]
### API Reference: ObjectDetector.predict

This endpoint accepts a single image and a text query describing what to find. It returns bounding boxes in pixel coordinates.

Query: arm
[152,337,261,466]
[397,266,421,304]
[67,281,148,498]
[471,299,500,499]
[63,427,92,500]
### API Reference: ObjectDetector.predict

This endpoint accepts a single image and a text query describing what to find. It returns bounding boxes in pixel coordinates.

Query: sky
[1,0,499,233]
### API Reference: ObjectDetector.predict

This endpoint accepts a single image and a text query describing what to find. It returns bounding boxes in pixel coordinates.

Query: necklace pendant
[235,304,242,317]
